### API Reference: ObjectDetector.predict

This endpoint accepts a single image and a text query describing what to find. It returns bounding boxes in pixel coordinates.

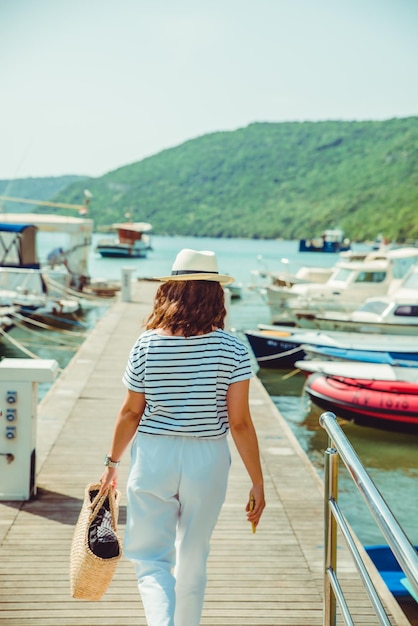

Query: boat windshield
[358,300,389,315]
[328,267,354,284]
[353,270,387,283]
[400,268,418,290]
[392,256,418,279]
[328,266,387,285]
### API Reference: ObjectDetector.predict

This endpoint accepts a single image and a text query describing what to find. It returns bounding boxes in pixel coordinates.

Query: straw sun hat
[156,248,234,284]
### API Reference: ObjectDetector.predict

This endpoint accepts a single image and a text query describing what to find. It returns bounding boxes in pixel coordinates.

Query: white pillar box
[0,359,58,501]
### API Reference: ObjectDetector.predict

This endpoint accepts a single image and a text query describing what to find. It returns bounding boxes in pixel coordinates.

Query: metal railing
[320,411,418,626]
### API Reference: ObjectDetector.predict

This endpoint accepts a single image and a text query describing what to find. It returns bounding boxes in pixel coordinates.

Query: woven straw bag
[70,482,122,600]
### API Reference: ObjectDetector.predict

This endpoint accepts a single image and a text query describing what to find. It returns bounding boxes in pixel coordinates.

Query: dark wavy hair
[145,280,226,337]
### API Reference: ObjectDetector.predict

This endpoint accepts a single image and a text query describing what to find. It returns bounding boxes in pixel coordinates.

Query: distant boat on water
[96,222,152,258]
[299,228,351,253]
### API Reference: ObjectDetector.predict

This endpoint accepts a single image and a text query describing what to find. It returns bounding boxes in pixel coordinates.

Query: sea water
[5,232,418,545]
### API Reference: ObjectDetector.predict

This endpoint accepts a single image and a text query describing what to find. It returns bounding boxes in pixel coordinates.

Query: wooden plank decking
[0,280,412,625]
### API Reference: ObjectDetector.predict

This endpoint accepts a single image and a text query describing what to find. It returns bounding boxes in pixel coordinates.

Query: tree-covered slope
[30,118,418,241]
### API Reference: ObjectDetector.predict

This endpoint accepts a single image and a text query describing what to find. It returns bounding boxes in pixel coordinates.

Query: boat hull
[245,326,418,369]
[96,244,147,259]
[303,344,418,366]
[305,372,418,432]
[299,239,351,253]
[296,314,418,335]
[244,329,306,368]
[365,545,418,599]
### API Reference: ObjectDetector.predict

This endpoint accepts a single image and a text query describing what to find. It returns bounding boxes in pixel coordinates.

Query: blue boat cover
[0,223,35,233]
[365,545,418,598]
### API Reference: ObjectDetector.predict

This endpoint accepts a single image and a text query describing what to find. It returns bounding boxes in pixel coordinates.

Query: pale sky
[1,0,417,180]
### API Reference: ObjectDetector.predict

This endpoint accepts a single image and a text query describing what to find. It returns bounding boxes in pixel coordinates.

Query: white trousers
[124,433,231,626]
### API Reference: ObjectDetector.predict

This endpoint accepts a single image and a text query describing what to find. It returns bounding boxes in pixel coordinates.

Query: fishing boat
[303,370,418,432]
[96,222,152,258]
[244,324,418,368]
[299,228,351,253]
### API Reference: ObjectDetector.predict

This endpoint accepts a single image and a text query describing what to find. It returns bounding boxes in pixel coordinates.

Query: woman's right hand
[99,467,118,494]
[246,484,265,530]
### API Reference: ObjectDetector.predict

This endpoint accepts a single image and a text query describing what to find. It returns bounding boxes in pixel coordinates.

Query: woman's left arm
[99,388,145,491]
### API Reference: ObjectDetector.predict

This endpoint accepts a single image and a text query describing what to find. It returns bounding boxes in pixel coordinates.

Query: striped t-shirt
[122,329,253,438]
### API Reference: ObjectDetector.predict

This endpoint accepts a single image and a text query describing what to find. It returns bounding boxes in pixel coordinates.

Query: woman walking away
[100,248,265,626]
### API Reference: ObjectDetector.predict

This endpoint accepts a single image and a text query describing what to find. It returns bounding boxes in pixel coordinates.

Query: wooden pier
[0,280,412,625]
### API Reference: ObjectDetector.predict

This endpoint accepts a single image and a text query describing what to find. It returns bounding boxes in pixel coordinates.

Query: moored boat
[364,545,418,600]
[263,247,418,325]
[226,282,243,300]
[0,304,20,334]
[296,264,418,333]
[96,222,152,258]
[244,325,305,367]
[0,213,93,292]
[296,295,418,334]
[301,343,418,366]
[303,371,418,432]
[295,360,418,380]
[244,324,418,368]
[0,222,82,327]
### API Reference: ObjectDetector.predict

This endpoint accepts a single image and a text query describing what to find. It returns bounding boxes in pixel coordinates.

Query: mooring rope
[10,318,82,347]
[0,326,42,359]
[281,368,301,380]
[9,310,87,337]
[256,345,302,363]
[45,275,118,302]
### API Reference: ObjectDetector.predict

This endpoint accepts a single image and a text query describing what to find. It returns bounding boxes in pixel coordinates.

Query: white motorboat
[296,295,418,334]
[263,247,418,325]
[0,221,82,328]
[0,213,93,292]
[250,249,368,290]
[0,212,120,300]
[295,263,418,333]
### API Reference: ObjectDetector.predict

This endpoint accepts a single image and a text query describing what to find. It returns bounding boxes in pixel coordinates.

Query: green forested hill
[15,118,418,241]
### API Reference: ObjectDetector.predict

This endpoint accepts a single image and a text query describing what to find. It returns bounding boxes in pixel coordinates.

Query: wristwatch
[104,454,120,468]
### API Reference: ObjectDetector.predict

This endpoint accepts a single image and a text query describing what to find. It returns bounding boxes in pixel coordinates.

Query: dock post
[121,267,135,302]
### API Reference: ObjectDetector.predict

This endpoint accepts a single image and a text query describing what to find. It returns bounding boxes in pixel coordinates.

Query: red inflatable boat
[305,373,418,432]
